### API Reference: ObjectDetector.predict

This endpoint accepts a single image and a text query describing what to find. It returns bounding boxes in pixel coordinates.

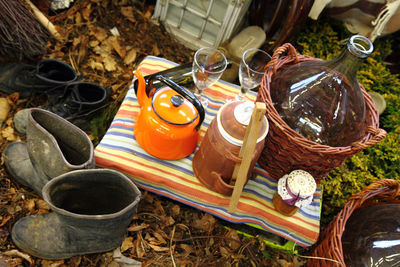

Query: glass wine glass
[192,47,227,107]
[235,48,271,101]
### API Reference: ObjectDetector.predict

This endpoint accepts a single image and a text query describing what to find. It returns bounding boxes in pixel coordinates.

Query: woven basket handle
[336,179,400,253]
[310,179,400,266]
[348,179,400,212]
[269,43,299,74]
[352,126,387,150]
[350,86,388,150]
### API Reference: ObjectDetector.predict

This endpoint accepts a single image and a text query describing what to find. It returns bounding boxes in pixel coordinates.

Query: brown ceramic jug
[192,101,268,196]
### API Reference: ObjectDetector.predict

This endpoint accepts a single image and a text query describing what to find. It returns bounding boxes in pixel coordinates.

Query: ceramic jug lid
[152,86,198,125]
[217,100,268,146]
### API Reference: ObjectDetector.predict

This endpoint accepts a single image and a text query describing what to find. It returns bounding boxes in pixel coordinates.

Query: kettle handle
[150,74,205,130]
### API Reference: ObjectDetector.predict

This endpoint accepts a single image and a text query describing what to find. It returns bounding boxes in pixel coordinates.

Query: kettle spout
[134,70,148,106]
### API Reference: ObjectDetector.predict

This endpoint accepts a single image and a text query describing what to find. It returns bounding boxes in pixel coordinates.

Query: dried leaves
[0,98,10,124]
[0,94,23,143]
[2,250,33,265]
[114,191,275,266]
[120,6,135,23]
[192,213,217,232]
[45,0,193,94]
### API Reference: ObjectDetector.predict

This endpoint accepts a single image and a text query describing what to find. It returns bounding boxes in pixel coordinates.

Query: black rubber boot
[0,59,77,98]
[3,108,94,196]
[11,169,142,260]
[13,82,111,134]
[45,81,111,129]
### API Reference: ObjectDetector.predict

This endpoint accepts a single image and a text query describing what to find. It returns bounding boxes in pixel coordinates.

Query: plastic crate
[152,0,252,50]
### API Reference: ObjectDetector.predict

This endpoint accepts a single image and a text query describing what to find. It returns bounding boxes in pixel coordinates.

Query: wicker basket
[309,179,400,266]
[256,43,387,180]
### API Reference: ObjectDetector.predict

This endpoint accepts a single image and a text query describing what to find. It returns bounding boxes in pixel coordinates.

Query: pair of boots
[0,59,111,130]
[3,108,141,260]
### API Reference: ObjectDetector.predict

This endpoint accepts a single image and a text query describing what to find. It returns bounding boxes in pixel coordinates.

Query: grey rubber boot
[0,59,77,98]
[3,108,94,196]
[11,169,142,260]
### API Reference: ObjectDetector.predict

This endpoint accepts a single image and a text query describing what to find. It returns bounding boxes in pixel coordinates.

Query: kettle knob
[149,74,205,130]
[171,95,184,107]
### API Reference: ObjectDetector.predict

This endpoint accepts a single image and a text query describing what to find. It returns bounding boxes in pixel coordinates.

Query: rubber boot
[45,81,111,130]
[0,59,77,98]
[13,81,111,133]
[11,169,142,260]
[3,108,94,196]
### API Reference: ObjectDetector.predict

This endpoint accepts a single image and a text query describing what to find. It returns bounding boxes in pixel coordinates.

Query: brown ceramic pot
[192,101,268,196]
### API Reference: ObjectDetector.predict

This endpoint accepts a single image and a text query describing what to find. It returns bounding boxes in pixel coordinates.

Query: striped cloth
[94,56,321,247]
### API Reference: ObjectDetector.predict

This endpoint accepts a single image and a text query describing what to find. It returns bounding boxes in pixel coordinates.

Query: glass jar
[273,170,316,216]
[270,35,373,147]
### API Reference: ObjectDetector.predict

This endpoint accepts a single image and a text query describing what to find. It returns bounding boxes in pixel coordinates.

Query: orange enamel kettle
[134,70,205,160]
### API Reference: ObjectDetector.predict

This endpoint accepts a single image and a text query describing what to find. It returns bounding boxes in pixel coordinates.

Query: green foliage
[90,85,130,145]
[296,20,344,60]
[90,100,120,146]
[295,19,400,224]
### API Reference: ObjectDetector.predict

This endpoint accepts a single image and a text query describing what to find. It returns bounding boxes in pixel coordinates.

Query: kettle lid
[152,86,198,125]
[217,101,268,146]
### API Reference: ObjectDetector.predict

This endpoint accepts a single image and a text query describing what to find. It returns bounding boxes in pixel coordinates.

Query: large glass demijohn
[270,35,373,147]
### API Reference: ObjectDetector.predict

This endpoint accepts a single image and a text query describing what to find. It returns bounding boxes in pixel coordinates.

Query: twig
[295,254,343,266]
[175,223,202,256]
[170,225,176,267]
[136,212,162,221]
[167,235,245,245]
[68,52,79,75]
[244,240,260,266]
[238,238,254,255]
